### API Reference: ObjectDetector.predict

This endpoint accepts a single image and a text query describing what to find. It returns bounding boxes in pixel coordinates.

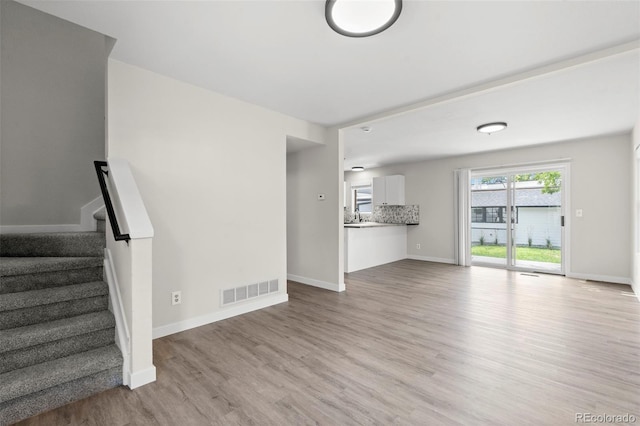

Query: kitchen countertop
[344,222,408,228]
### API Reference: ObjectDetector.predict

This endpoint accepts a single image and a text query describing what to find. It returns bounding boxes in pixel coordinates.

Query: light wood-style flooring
[19,260,640,425]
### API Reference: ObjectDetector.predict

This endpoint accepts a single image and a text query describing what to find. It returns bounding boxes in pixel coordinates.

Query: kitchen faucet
[355,209,361,223]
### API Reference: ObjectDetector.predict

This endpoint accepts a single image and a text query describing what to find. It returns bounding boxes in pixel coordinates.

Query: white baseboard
[0,196,104,234]
[152,293,289,339]
[566,272,632,286]
[80,196,104,231]
[407,255,456,264]
[287,274,345,292]
[128,366,156,389]
[633,285,640,302]
[632,280,640,303]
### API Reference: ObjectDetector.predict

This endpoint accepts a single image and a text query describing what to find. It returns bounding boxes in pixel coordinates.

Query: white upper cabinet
[385,175,405,205]
[372,176,386,205]
[372,175,405,206]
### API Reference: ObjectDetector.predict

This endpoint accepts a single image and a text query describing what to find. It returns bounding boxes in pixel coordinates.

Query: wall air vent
[221,278,280,306]
[248,283,259,298]
[222,289,235,305]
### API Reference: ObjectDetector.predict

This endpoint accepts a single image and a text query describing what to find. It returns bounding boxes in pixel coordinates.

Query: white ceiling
[19,0,640,169]
[286,135,323,154]
[343,48,640,169]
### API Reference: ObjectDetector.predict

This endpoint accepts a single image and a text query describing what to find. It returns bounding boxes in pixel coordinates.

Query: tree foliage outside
[514,172,561,194]
[480,172,561,194]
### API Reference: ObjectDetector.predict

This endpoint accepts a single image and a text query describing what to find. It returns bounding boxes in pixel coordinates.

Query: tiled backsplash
[344,211,372,223]
[373,205,419,224]
[344,205,419,224]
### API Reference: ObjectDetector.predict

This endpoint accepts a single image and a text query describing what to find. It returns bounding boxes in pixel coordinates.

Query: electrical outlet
[416,243,421,249]
[171,291,181,305]
[317,193,326,201]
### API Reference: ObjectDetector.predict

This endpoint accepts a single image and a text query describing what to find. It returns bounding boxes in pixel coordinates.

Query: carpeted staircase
[0,211,123,425]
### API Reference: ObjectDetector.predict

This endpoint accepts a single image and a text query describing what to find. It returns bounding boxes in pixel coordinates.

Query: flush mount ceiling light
[352,166,365,171]
[326,0,403,38]
[361,126,372,133]
[477,122,508,134]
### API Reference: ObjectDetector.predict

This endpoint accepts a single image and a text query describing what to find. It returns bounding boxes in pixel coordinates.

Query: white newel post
[128,237,155,388]
[104,158,156,389]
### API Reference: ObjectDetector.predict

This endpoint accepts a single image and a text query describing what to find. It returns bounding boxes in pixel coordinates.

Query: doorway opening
[470,164,568,274]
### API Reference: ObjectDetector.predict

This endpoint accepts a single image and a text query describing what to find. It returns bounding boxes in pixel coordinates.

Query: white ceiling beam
[340,39,640,129]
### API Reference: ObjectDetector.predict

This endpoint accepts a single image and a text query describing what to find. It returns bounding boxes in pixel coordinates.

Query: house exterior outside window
[470,184,560,247]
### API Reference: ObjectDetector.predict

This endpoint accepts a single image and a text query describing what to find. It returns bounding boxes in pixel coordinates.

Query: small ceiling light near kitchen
[361,126,372,133]
[352,166,365,171]
[477,122,508,134]
[326,0,403,38]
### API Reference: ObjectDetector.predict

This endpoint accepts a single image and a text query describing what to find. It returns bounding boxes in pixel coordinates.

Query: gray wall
[346,133,632,284]
[287,127,344,290]
[1,1,111,226]
[632,118,640,295]
[107,59,329,331]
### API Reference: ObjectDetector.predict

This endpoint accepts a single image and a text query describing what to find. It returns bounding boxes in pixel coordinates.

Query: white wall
[346,133,632,283]
[107,60,327,335]
[0,1,110,227]
[286,128,345,291]
[632,116,640,295]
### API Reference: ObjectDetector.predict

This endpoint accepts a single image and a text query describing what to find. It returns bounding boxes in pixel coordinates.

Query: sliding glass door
[470,174,508,268]
[470,165,566,274]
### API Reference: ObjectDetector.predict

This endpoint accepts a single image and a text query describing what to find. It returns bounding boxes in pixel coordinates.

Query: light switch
[317,193,326,201]
[576,209,583,217]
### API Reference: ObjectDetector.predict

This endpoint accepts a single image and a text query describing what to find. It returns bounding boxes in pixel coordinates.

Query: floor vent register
[221,279,279,306]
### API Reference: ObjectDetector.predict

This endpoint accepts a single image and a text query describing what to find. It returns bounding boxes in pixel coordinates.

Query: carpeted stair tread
[0,257,103,278]
[0,366,122,425]
[0,296,108,330]
[94,209,107,233]
[93,209,106,221]
[0,266,103,295]
[0,232,105,258]
[0,329,115,374]
[0,345,122,404]
[0,228,122,423]
[0,311,114,354]
[0,281,107,311]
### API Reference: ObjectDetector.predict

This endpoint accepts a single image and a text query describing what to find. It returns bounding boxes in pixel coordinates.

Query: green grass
[471,245,561,264]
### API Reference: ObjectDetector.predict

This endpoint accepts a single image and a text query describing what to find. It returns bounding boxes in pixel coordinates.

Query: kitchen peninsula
[343,174,419,272]
[344,222,408,273]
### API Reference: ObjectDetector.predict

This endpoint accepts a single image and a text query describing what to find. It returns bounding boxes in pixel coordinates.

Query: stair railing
[93,158,155,388]
[94,161,131,242]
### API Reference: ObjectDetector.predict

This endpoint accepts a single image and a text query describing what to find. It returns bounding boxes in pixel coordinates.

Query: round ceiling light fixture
[361,126,372,133]
[326,0,403,38]
[352,166,365,171]
[477,122,508,134]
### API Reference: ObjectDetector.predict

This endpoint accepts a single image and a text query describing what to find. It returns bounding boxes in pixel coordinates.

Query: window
[486,207,503,223]
[471,207,511,223]
[471,208,484,222]
[351,184,372,213]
